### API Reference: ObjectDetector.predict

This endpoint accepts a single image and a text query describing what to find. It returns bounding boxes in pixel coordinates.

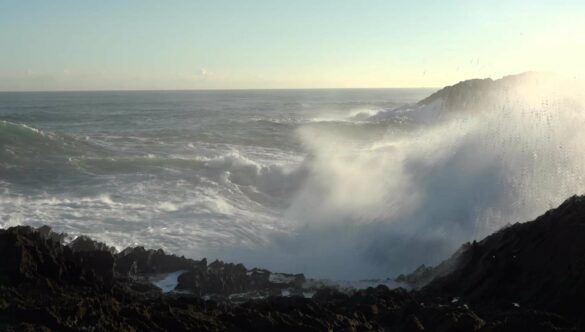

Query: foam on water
[201,76,585,278]
[1,83,583,280]
[151,270,188,293]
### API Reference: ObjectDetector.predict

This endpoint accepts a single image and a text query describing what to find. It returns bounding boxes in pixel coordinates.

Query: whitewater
[1,75,584,279]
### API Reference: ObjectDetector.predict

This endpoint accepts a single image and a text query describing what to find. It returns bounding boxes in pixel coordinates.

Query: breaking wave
[212,75,585,279]
[4,78,585,280]
[0,121,101,184]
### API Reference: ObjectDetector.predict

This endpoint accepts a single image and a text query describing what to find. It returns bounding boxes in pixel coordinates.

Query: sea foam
[211,75,585,278]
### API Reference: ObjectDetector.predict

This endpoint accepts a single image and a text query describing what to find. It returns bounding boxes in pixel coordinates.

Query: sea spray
[216,75,585,278]
[2,81,584,280]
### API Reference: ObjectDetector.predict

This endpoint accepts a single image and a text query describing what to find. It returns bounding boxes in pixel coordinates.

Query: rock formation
[3,195,585,330]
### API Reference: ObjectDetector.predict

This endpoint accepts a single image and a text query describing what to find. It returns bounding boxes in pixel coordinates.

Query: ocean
[2,82,584,279]
[0,89,432,278]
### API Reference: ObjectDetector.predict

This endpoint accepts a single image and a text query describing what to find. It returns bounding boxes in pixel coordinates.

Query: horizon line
[0,86,439,94]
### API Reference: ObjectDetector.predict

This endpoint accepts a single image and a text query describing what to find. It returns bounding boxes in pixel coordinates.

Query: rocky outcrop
[424,195,585,327]
[417,72,548,112]
[0,225,493,331]
[4,193,585,330]
[0,225,104,288]
[68,235,115,254]
[176,262,306,298]
[395,243,471,289]
[365,72,558,123]
[115,246,198,276]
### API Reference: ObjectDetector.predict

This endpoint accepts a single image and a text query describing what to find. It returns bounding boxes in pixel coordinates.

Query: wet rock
[115,246,200,275]
[68,235,115,253]
[3,194,585,331]
[76,250,115,287]
[424,195,585,325]
[176,262,306,297]
[36,225,67,244]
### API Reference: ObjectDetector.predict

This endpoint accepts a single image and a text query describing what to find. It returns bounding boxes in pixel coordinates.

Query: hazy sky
[1,0,584,91]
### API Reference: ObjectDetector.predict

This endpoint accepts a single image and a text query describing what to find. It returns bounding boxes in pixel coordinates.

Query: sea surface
[0,89,432,278]
[2,84,584,279]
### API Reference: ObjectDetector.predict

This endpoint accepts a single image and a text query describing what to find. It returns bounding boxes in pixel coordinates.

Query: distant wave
[0,121,102,184]
[0,120,306,208]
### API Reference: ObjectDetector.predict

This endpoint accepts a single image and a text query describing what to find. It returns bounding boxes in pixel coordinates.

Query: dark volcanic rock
[176,260,248,295]
[76,250,115,287]
[115,246,198,276]
[176,262,306,297]
[424,195,585,326]
[36,225,67,243]
[69,235,115,254]
[3,194,585,330]
[396,244,471,289]
[0,226,73,285]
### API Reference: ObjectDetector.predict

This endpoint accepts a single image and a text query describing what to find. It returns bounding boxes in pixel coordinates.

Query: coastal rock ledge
[3,196,585,330]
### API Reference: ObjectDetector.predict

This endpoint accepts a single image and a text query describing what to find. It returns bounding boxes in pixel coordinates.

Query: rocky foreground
[3,196,585,331]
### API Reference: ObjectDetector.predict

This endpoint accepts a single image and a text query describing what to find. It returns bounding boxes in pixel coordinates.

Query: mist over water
[1,79,584,279]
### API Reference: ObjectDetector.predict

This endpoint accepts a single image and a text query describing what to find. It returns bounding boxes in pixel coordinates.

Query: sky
[1,0,584,91]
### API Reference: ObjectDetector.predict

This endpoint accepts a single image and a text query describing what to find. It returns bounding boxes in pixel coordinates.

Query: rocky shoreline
[3,196,585,331]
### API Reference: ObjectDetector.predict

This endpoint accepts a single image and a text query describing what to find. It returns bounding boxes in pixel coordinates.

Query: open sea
[0,89,433,278]
[2,84,583,279]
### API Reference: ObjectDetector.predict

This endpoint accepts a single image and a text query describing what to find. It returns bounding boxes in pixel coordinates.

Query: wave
[0,119,305,211]
[210,74,585,279]
[5,77,585,281]
[0,117,398,190]
[0,121,104,185]
[69,151,307,212]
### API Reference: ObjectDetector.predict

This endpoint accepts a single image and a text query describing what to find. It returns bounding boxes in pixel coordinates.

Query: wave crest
[0,121,102,184]
[217,75,585,279]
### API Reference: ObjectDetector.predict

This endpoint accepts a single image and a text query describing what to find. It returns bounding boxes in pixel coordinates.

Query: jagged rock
[424,195,585,325]
[68,235,116,253]
[75,250,115,287]
[176,263,306,296]
[3,193,585,330]
[478,310,577,331]
[0,226,69,284]
[115,246,200,275]
[36,225,67,244]
[313,287,351,304]
[396,243,471,289]
[396,264,435,287]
